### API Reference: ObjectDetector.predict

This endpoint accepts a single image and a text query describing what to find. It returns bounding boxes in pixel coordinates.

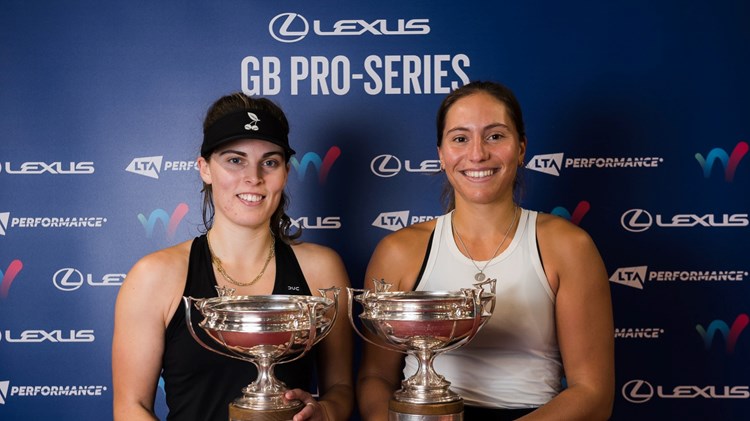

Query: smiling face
[198,138,289,229]
[438,92,526,207]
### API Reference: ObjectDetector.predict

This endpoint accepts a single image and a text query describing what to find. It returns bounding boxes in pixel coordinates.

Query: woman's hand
[285,388,330,421]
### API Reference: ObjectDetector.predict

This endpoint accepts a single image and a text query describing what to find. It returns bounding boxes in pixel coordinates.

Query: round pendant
[474,272,486,282]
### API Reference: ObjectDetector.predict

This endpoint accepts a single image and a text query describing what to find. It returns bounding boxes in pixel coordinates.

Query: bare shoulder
[123,240,193,297]
[536,212,596,253]
[374,218,436,262]
[536,212,606,293]
[290,241,350,289]
[366,218,437,291]
[115,239,194,327]
[290,241,343,267]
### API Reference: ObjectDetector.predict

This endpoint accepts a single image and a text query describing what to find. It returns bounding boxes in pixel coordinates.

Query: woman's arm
[521,215,615,420]
[356,226,432,421]
[112,248,187,421]
[290,243,355,421]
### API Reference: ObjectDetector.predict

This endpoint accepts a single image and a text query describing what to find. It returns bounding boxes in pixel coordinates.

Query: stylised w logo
[137,203,189,240]
[551,201,590,225]
[0,212,9,236]
[696,313,749,353]
[289,147,341,183]
[694,141,748,181]
[0,380,9,404]
[0,259,23,299]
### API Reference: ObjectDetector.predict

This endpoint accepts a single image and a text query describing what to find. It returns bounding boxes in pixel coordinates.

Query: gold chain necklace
[452,206,518,282]
[206,231,275,287]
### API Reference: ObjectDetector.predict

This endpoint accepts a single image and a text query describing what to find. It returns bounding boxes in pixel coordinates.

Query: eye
[486,133,505,142]
[452,135,468,143]
[225,156,248,167]
[262,158,280,168]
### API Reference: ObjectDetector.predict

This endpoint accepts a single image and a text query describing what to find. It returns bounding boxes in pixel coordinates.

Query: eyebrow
[445,122,511,134]
[218,149,284,158]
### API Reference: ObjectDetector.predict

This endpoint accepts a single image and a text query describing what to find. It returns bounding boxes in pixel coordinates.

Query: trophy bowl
[183,286,339,420]
[348,279,495,408]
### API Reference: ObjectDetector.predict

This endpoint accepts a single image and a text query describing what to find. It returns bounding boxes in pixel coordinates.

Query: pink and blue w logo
[0,259,23,298]
[696,314,749,353]
[551,201,590,225]
[137,203,189,240]
[289,147,341,184]
[695,141,748,181]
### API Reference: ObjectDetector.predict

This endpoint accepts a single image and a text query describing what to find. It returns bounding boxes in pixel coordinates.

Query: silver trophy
[348,279,496,420]
[183,286,339,421]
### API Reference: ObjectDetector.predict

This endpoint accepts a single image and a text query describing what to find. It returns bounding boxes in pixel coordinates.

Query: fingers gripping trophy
[184,286,340,421]
[349,278,496,420]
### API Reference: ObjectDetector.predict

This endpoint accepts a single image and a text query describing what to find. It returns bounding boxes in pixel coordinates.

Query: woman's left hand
[285,388,329,421]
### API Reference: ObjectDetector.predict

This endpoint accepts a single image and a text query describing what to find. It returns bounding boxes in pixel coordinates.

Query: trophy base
[229,401,304,421]
[389,399,464,421]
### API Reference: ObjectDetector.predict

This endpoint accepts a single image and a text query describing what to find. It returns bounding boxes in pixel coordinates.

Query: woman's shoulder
[536,212,593,238]
[289,240,341,262]
[117,239,195,320]
[368,217,438,274]
[289,241,350,288]
[136,239,192,269]
[289,241,347,275]
[378,217,438,253]
[536,211,598,258]
[126,239,194,289]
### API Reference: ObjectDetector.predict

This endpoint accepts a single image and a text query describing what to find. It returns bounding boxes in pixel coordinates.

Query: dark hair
[199,92,301,243]
[436,81,527,211]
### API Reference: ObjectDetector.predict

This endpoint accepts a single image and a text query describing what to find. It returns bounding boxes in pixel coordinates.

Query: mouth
[237,193,264,203]
[462,169,496,179]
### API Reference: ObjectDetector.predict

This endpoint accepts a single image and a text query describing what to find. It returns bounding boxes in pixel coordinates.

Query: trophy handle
[440,279,496,354]
[346,287,404,353]
[372,278,393,293]
[317,286,341,332]
[473,278,497,316]
[274,300,320,366]
[274,287,340,365]
[181,296,253,363]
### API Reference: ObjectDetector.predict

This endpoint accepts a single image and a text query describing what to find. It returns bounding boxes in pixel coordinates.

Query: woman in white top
[356,81,614,420]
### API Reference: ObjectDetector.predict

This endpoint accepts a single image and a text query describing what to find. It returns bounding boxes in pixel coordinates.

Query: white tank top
[404,208,563,408]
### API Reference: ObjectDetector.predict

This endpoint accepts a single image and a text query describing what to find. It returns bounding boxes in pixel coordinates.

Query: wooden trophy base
[389,399,464,420]
[229,401,304,421]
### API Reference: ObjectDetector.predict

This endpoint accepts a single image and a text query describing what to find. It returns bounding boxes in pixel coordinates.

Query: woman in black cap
[113,93,354,421]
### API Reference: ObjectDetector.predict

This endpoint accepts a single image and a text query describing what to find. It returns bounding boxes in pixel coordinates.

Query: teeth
[238,194,263,202]
[464,170,494,178]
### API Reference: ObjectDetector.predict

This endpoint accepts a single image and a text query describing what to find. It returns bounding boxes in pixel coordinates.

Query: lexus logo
[269,13,309,43]
[53,268,85,291]
[621,209,653,232]
[622,379,654,403]
[370,155,401,178]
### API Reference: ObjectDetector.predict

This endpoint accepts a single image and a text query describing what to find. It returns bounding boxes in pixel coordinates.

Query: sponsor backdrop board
[1,1,748,419]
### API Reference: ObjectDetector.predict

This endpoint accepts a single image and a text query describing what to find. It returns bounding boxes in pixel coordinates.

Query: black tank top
[162,235,316,421]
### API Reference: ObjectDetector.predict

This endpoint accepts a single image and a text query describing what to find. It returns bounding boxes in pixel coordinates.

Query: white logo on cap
[245,112,260,131]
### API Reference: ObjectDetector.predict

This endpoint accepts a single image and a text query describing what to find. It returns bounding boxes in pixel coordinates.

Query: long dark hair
[435,81,527,211]
[199,93,301,243]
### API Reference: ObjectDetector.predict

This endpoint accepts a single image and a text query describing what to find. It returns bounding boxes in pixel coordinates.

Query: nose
[468,138,489,161]
[243,165,263,184]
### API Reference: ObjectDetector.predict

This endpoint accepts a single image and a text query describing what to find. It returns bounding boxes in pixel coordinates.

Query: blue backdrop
[1,1,749,419]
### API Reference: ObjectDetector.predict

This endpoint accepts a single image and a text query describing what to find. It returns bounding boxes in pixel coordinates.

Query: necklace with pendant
[206,231,275,287]
[453,206,518,282]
